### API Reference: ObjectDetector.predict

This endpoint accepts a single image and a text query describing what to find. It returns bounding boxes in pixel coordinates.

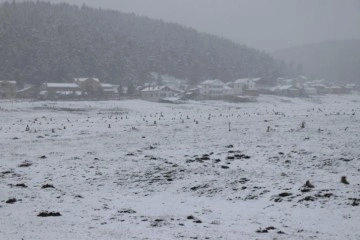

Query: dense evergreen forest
[0,1,281,86]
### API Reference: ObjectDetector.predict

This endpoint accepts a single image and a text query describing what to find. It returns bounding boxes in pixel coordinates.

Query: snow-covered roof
[45,83,80,88]
[187,87,199,91]
[278,85,298,90]
[0,80,16,85]
[16,87,33,93]
[101,83,114,88]
[56,91,80,95]
[234,78,261,84]
[223,86,233,90]
[103,88,117,93]
[282,79,294,83]
[234,78,251,84]
[200,79,225,86]
[74,78,100,82]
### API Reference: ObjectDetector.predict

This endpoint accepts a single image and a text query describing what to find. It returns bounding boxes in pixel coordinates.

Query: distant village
[0,75,358,103]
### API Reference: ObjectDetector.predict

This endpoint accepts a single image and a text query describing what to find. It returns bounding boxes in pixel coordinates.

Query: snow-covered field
[1,95,359,240]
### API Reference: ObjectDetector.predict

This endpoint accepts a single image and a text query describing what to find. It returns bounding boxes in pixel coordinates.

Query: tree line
[0,1,281,87]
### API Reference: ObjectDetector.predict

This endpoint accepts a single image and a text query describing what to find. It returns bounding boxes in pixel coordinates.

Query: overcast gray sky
[14,0,360,51]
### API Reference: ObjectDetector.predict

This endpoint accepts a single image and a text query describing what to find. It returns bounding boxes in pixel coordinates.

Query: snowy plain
[0,95,360,240]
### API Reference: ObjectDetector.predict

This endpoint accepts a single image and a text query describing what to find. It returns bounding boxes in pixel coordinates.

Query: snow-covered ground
[1,95,359,240]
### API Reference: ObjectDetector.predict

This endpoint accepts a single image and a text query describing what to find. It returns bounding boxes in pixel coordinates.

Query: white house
[230,78,257,95]
[223,85,234,96]
[141,86,179,101]
[101,83,118,99]
[199,79,228,97]
[271,85,302,97]
[40,83,82,99]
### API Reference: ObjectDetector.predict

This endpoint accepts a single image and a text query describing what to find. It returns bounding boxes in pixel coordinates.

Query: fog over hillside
[273,40,360,84]
[14,0,360,51]
[0,1,280,86]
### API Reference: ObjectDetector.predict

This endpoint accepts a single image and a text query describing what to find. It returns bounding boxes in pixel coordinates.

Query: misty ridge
[0,1,280,88]
[273,39,360,84]
[1,1,359,91]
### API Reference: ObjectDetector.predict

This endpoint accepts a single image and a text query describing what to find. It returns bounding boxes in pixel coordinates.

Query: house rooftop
[74,78,100,82]
[200,79,225,86]
[45,83,80,88]
[0,80,16,84]
[16,87,33,93]
[278,85,297,90]
[234,78,251,84]
[103,88,117,93]
[101,83,114,88]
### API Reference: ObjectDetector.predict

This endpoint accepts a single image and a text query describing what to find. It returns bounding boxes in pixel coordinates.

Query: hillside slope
[0,1,280,86]
[273,40,360,83]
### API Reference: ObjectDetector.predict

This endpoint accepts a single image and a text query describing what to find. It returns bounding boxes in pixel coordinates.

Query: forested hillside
[273,40,360,84]
[0,1,280,86]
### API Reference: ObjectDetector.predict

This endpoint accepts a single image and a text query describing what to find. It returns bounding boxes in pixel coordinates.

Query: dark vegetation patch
[37,211,62,217]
